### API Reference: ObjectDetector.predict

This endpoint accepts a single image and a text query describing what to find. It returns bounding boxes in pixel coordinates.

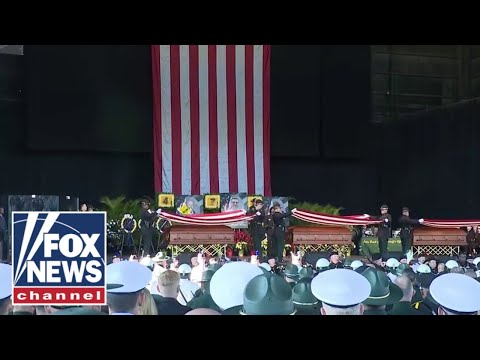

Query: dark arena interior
[0,45,480,317]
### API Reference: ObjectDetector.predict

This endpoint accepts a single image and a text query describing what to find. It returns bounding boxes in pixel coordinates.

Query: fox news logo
[12,212,107,306]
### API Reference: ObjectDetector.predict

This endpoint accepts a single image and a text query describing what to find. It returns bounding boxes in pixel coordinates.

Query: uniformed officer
[351,225,363,256]
[395,263,409,277]
[356,266,403,315]
[209,262,262,315]
[328,251,344,269]
[315,258,330,273]
[187,270,221,313]
[248,198,266,254]
[139,199,156,256]
[415,264,431,274]
[388,275,424,315]
[351,260,364,271]
[311,269,371,315]
[177,264,199,306]
[0,263,12,315]
[425,256,438,274]
[445,260,459,272]
[385,258,400,282]
[266,203,292,262]
[283,263,299,288]
[430,273,480,315]
[372,205,392,260]
[292,277,320,315]
[106,261,152,315]
[398,207,424,257]
[411,272,436,315]
[241,272,296,315]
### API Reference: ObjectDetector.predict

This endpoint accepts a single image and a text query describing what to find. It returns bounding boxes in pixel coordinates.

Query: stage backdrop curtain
[151,45,272,196]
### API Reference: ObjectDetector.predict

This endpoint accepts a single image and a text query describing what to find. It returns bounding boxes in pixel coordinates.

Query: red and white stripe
[291,209,383,227]
[422,219,480,228]
[158,210,255,226]
[151,45,271,196]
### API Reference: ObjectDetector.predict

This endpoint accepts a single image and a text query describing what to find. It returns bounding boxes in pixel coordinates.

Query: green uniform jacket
[388,301,425,315]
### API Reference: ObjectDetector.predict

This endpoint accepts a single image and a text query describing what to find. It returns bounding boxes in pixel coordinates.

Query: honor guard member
[398,207,424,257]
[430,273,480,315]
[283,263,300,288]
[316,258,330,273]
[457,253,475,271]
[356,267,403,315]
[139,199,156,256]
[177,264,200,306]
[372,205,392,260]
[267,203,292,263]
[388,276,424,315]
[248,198,266,254]
[411,272,436,315]
[106,261,152,315]
[187,270,221,313]
[0,264,12,315]
[210,262,262,315]
[351,225,363,255]
[311,269,371,315]
[292,277,320,315]
[241,272,296,315]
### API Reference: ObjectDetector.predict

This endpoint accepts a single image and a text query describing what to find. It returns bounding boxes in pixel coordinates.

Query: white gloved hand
[419,218,424,224]
[363,214,370,217]
[156,208,162,214]
[148,209,153,214]
[291,208,297,212]
[384,218,389,223]
[256,211,261,216]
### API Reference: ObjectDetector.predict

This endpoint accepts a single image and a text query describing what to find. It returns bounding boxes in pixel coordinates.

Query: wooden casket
[167,225,235,256]
[412,227,466,256]
[286,226,353,255]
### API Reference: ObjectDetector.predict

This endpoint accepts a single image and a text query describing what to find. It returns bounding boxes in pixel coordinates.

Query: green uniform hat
[357,267,403,306]
[292,278,320,315]
[283,263,299,278]
[208,263,222,273]
[395,263,409,276]
[298,266,314,279]
[201,270,215,282]
[241,273,296,315]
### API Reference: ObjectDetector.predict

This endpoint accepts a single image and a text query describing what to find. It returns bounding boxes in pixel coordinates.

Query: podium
[166,225,235,257]
[413,227,466,256]
[286,226,353,256]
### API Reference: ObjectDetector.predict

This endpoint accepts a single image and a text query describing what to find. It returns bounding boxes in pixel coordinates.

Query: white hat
[259,263,271,272]
[430,273,480,313]
[416,264,431,274]
[153,264,167,278]
[0,264,12,299]
[152,252,169,262]
[210,262,262,310]
[316,258,330,269]
[178,264,192,275]
[106,261,152,294]
[140,256,154,267]
[473,257,480,266]
[386,258,400,268]
[351,260,364,270]
[311,269,371,307]
[445,260,459,270]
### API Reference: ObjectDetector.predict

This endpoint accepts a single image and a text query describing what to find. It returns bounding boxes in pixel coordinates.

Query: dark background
[0,45,478,219]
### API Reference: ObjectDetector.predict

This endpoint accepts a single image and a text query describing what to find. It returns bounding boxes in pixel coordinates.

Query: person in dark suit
[398,207,424,257]
[372,205,392,260]
[153,270,191,315]
[140,199,156,256]
[248,198,266,254]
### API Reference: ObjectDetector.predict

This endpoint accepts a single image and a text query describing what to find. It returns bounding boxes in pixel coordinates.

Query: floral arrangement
[121,214,137,233]
[107,219,122,243]
[234,230,252,254]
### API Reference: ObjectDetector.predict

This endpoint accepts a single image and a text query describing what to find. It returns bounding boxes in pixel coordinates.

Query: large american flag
[151,45,271,196]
